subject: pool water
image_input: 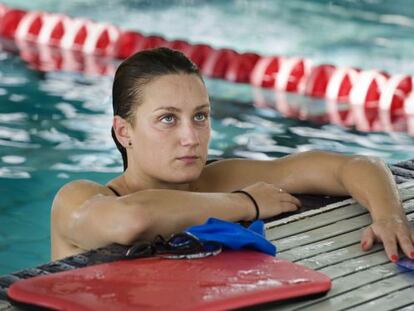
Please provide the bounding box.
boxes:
[1,0,414,274]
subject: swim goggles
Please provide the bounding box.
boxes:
[125,232,222,260]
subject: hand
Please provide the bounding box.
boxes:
[360,215,414,262]
[238,182,301,220]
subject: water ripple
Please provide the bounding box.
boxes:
[379,14,414,27]
[0,126,30,142]
[0,113,27,123]
[0,76,28,87]
[52,153,121,173]
[39,73,112,113]
[9,94,26,102]
[0,139,40,149]
[0,167,31,179]
[222,118,256,129]
[37,128,76,144]
[1,155,26,164]
[55,103,78,119]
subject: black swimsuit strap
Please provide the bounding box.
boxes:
[106,159,221,198]
[107,185,121,197]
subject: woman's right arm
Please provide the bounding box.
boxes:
[51,180,300,256]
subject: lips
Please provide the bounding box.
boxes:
[177,155,199,164]
[178,156,198,159]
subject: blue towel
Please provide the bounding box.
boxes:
[186,218,276,256]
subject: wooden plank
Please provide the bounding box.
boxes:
[399,304,414,311]
[279,218,413,263]
[399,186,414,201]
[297,207,413,271]
[265,183,414,232]
[326,263,402,297]
[268,193,414,310]
[300,273,413,311]
[277,229,361,262]
[0,301,11,311]
[267,192,414,241]
[298,244,385,271]
[265,198,355,230]
[266,203,366,240]
[275,213,371,252]
[403,199,414,212]
[276,209,414,261]
[316,248,388,278]
[0,301,18,311]
[276,262,403,311]
[350,286,414,311]
[398,180,414,191]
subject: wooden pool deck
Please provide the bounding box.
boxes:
[1,161,414,310]
[263,180,414,310]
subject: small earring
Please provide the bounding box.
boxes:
[128,141,132,147]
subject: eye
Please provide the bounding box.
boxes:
[194,112,209,122]
[160,114,176,124]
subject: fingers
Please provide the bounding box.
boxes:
[397,228,414,259]
[280,202,299,212]
[361,226,375,251]
[291,195,302,208]
[279,192,302,208]
[268,185,301,209]
[381,234,399,262]
[363,221,414,262]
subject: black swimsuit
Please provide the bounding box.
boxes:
[108,185,121,197]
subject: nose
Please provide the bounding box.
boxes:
[179,121,200,147]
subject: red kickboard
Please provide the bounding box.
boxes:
[8,251,331,311]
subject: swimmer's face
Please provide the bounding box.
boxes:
[129,73,211,184]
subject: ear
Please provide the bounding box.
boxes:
[113,116,131,148]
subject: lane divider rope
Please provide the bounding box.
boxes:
[0,3,412,119]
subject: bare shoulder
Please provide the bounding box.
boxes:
[52,180,113,212]
[51,180,115,234]
[50,179,117,259]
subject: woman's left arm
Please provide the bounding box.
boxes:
[201,151,414,261]
[334,154,414,262]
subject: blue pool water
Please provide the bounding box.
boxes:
[1,0,414,274]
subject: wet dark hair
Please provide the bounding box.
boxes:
[111,47,204,171]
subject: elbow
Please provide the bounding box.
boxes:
[338,155,389,188]
[341,154,383,169]
[113,200,151,246]
[347,155,386,170]
[115,225,146,246]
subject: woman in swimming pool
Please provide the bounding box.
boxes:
[51,47,414,262]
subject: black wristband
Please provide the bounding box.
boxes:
[232,190,260,221]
